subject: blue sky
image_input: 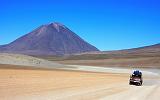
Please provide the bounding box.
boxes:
[0,0,160,51]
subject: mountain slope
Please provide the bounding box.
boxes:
[38,43,160,68]
[0,22,99,55]
[52,43,160,60]
[0,53,67,69]
[98,43,160,58]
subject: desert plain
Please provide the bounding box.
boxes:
[0,64,160,100]
[0,53,160,100]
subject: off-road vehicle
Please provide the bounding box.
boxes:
[129,70,143,86]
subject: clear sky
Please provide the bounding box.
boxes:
[0,0,160,51]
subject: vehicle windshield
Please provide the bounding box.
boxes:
[132,74,141,78]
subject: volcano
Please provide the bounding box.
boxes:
[0,22,99,55]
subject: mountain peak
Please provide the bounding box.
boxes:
[0,22,99,55]
[47,22,66,32]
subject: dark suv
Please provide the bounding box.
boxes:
[129,70,143,86]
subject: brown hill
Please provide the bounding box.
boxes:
[38,43,160,68]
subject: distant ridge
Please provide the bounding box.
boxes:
[104,43,160,54]
[0,22,99,55]
[54,43,160,60]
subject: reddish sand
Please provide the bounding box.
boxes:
[0,64,159,100]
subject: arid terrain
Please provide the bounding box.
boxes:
[0,53,160,100]
[0,64,160,100]
[55,57,160,68]
[37,43,160,68]
[38,56,160,68]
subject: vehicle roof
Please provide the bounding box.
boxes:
[133,70,142,75]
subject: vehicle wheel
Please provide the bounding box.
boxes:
[141,81,143,85]
[137,83,141,86]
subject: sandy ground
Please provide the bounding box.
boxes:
[55,57,160,68]
[0,53,66,69]
[0,64,160,100]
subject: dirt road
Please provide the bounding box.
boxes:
[0,64,160,100]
